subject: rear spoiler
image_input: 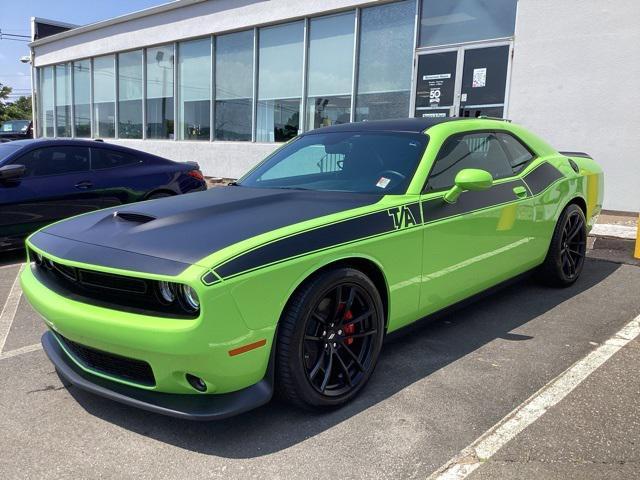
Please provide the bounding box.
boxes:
[559,151,592,159]
[185,161,201,170]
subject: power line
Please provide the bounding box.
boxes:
[0,29,31,42]
[0,37,30,42]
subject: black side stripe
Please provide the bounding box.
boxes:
[211,163,565,281]
[522,162,564,196]
[214,203,421,280]
[422,179,526,223]
[201,271,221,286]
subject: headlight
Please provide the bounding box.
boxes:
[179,284,200,312]
[157,281,176,304]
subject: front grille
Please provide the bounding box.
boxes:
[57,333,155,386]
[29,248,196,319]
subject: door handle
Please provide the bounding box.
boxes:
[74,181,93,190]
[513,186,527,198]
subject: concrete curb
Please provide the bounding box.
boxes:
[590,224,637,240]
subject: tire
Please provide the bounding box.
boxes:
[537,203,587,287]
[146,192,173,200]
[276,267,385,410]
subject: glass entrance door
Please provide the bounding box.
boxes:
[414,43,511,119]
[414,50,458,119]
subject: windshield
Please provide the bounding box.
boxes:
[0,121,29,133]
[239,131,428,194]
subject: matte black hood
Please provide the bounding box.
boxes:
[30,187,382,275]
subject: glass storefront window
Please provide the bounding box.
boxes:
[215,30,253,141]
[147,44,175,139]
[420,0,517,47]
[39,66,55,138]
[118,50,143,139]
[356,0,414,121]
[177,38,211,141]
[72,60,91,137]
[55,63,72,137]
[93,55,115,138]
[306,12,355,131]
[256,22,304,142]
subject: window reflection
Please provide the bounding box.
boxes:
[118,50,143,139]
[306,12,354,131]
[256,22,303,142]
[356,0,414,121]
[420,0,517,47]
[39,66,55,138]
[73,60,91,138]
[215,30,253,141]
[178,38,211,141]
[93,55,115,138]
[55,63,72,137]
[147,44,175,139]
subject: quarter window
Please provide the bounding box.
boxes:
[497,133,534,173]
[13,147,90,177]
[427,132,513,191]
[92,149,141,170]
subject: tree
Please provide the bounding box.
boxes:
[0,82,33,122]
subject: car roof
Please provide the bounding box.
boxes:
[304,117,461,135]
[1,138,177,164]
[10,138,111,148]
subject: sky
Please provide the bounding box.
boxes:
[0,0,167,100]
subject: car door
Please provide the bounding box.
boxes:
[89,147,146,206]
[2,145,103,239]
[418,130,539,316]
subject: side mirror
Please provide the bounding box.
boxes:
[0,164,26,182]
[443,168,493,204]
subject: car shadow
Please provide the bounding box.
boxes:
[0,249,25,268]
[66,258,620,458]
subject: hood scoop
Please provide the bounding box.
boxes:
[113,211,157,224]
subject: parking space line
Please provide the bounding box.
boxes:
[0,263,24,270]
[0,343,42,360]
[427,313,640,480]
[0,265,24,354]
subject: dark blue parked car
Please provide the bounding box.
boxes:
[0,139,207,251]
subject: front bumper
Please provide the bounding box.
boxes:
[42,331,273,421]
[21,257,274,394]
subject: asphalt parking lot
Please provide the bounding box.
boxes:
[1,248,639,479]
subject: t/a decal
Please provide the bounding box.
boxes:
[387,205,418,230]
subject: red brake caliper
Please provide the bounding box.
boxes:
[343,310,355,345]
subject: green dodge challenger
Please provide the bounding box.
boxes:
[21,118,603,419]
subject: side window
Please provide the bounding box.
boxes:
[427,132,513,192]
[12,147,90,177]
[92,148,141,170]
[497,133,534,173]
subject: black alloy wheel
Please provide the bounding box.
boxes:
[537,203,587,287]
[559,209,586,280]
[302,283,378,396]
[276,267,384,409]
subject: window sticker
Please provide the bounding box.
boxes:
[376,177,391,189]
[423,73,451,81]
[472,68,487,88]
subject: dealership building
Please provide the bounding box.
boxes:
[28,0,639,211]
